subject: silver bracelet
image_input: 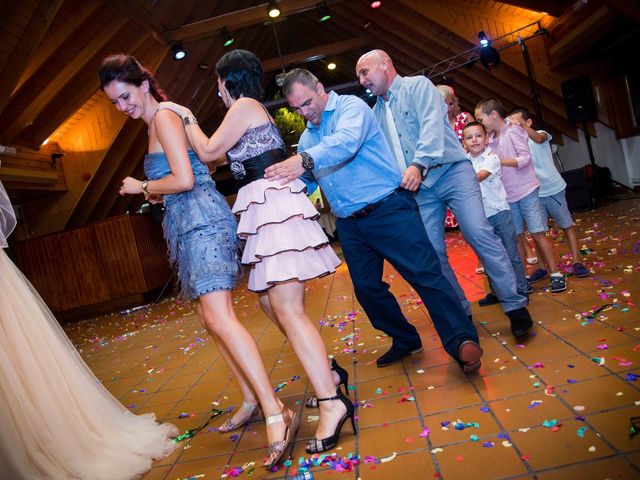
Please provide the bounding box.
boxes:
[183,116,198,126]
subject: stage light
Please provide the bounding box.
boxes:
[317,3,331,22]
[477,31,489,47]
[370,1,382,8]
[267,2,280,18]
[327,62,336,70]
[171,43,187,60]
[221,27,234,47]
[479,45,500,69]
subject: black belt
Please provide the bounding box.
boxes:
[229,148,288,188]
[349,189,399,218]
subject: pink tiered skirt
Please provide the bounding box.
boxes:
[232,178,341,292]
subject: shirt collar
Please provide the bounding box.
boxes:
[376,74,403,106]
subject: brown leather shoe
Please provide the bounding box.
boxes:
[458,340,483,374]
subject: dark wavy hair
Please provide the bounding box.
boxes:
[215,49,263,100]
[99,54,168,102]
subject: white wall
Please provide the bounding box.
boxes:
[556,122,640,187]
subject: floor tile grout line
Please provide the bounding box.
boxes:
[477,319,635,474]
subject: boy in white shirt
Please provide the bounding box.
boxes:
[462,122,531,324]
[509,108,589,279]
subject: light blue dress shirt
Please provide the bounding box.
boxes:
[372,75,470,188]
[528,131,567,197]
[298,91,402,218]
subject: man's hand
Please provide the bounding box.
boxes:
[264,154,305,184]
[400,165,423,192]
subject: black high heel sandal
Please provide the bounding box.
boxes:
[305,358,349,408]
[305,387,356,454]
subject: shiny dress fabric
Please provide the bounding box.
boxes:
[144,150,239,298]
[228,122,341,292]
[0,250,178,479]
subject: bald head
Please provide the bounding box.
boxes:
[356,49,397,98]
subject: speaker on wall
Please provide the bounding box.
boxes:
[561,76,598,123]
[560,167,592,212]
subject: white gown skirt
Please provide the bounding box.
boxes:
[0,250,178,479]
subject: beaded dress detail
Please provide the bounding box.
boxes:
[228,122,341,292]
[144,150,238,298]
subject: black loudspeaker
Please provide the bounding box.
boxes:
[561,76,598,123]
[560,167,592,212]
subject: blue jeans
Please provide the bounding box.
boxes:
[509,187,547,235]
[487,209,529,297]
[415,160,528,314]
[336,189,478,361]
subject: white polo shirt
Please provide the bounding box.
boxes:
[468,148,510,218]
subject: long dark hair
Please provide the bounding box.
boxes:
[99,54,168,102]
[215,49,263,100]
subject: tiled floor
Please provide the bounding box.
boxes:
[64,199,640,480]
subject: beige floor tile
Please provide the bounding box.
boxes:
[535,457,640,480]
[434,439,528,480]
[511,419,616,470]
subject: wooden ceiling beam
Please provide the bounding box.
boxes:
[0,0,65,114]
[1,15,130,145]
[493,0,568,17]
[262,35,374,72]
[167,0,348,43]
[9,1,105,101]
[26,31,157,149]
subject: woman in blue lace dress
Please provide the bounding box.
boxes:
[159,50,353,458]
[99,54,292,468]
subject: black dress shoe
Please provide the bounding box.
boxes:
[458,340,483,373]
[376,342,423,367]
[478,293,500,307]
[506,307,533,337]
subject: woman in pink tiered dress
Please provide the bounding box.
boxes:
[160,50,349,460]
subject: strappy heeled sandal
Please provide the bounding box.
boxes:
[305,358,349,408]
[263,408,300,469]
[305,387,356,454]
[218,401,263,433]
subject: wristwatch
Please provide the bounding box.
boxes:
[141,180,149,194]
[300,151,315,171]
[409,162,427,179]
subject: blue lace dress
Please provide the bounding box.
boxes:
[228,122,341,292]
[144,150,238,298]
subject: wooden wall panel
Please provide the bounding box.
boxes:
[93,215,147,297]
[14,235,63,311]
[14,214,171,314]
[129,215,172,291]
[53,227,111,310]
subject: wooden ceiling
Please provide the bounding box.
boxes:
[1,0,637,237]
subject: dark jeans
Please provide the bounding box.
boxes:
[336,189,479,360]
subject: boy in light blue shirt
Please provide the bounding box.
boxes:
[509,108,589,278]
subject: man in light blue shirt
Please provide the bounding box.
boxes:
[356,50,533,338]
[265,68,482,372]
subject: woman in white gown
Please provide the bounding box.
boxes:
[0,176,178,479]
